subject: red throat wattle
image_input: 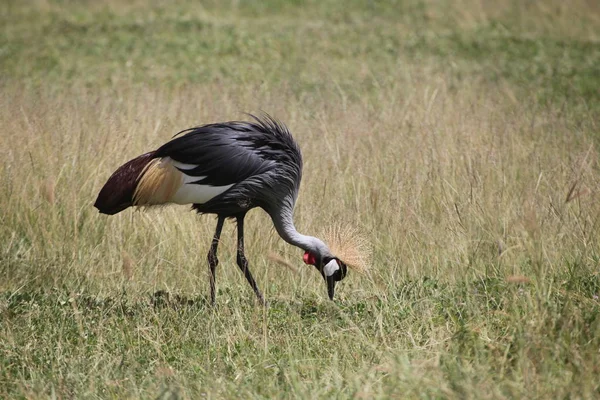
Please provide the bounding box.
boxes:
[303,251,316,265]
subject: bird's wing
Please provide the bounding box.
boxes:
[154,124,274,187]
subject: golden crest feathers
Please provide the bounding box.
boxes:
[322,224,372,273]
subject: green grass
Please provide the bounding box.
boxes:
[3,1,599,102]
[2,0,600,398]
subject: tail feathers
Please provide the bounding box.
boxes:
[94,152,156,215]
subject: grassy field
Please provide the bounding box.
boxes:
[2,0,600,398]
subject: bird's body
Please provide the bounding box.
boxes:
[96,117,302,217]
[95,114,347,303]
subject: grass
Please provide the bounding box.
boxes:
[1,0,600,398]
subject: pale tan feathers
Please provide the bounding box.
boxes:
[133,158,183,206]
[322,224,372,273]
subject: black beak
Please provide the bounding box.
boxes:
[326,275,336,300]
[315,257,347,300]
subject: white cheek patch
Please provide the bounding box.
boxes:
[323,259,340,277]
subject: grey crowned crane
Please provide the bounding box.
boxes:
[94,114,362,305]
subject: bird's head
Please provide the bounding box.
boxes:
[300,225,371,300]
[303,251,348,300]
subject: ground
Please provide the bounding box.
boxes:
[1,0,600,398]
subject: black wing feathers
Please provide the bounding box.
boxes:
[155,114,300,187]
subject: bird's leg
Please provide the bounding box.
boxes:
[208,216,225,306]
[236,214,266,306]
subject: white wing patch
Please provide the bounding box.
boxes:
[171,160,199,171]
[171,176,233,205]
[169,158,233,204]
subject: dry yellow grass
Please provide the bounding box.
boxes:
[1,78,597,296]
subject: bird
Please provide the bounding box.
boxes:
[94,113,351,305]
